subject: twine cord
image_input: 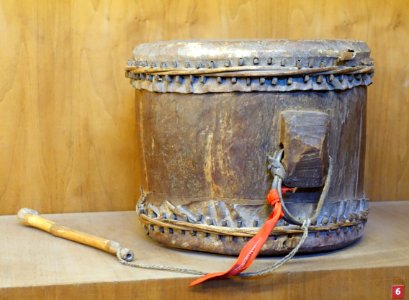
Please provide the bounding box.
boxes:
[116,249,206,276]
[117,149,328,282]
[116,218,310,278]
[240,218,310,277]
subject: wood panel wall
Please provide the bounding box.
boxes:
[0,0,408,214]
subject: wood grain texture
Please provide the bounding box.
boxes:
[136,88,369,255]
[0,0,408,214]
[0,201,408,299]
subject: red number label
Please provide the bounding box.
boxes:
[392,285,405,299]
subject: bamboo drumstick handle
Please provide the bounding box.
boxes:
[17,208,134,262]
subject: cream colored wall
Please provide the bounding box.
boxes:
[0,0,408,214]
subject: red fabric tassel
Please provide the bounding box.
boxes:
[190,188,285,286]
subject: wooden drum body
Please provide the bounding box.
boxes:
[126,40,374,255]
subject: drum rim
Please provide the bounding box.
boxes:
[131,39,370,58]
[126,39,374,93]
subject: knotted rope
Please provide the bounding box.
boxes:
[117,149,318,287]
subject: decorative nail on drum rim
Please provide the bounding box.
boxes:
[126,40,374,255]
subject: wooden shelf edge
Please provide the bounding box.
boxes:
[1,265,408,300]
[1,201,408,299]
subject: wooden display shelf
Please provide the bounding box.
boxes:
[1,201,408,299]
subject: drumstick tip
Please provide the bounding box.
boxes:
[17,208,39,224]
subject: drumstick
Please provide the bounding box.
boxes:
[17,208,134,262]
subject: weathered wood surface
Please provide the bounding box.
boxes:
[1,201,408,299]
[140,89,366,203]
[0,0,408,215]
[136,86,368,254]
[280,110,330,188]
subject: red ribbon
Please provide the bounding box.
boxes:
[190,188,287,286]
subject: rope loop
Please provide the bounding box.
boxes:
[269,149,332,226]
[118,148,326,286]
[267,149,286,180]
[116,218,311,279]
[240,218,311,277]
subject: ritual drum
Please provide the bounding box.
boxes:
[125,40,374,255]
